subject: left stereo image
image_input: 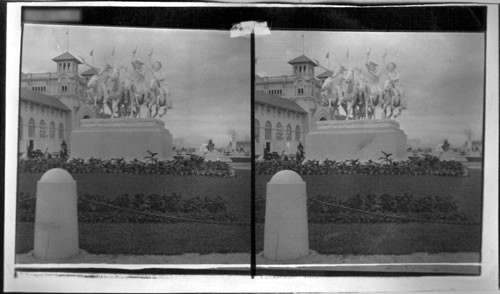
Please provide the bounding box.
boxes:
[14,23,252,267]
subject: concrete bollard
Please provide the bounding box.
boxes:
[264,170,309,260]
[34,168,79,260]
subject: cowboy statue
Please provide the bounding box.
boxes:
[381,49,407,118]
[82,58,114,115]
[320,65,349,119]
[149,60,172,118]
[82,46,174,119]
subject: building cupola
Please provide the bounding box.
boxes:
[52,52,82,74]
[288,54,318,77]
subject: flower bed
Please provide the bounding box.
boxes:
[17,192,237,223]
[256,154,468,177]
[18,155,234,177]
[255,193,470,224]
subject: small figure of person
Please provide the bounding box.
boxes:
[60,140,68,160]
[296,142,305,163]
[27,143,33,159]
[280,150,287,161]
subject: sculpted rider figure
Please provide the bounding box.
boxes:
[149,61,171,117]
[382,50,407,111]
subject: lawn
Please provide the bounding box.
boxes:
[256,169,483,255]
[17,170,251,220]
[16,222,251,255]
[256,223,480,257]
[16,170,251,255]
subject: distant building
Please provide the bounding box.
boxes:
[255,91,308,156]
[255,54,335,156]
[19,52,96,157]
[18,88,72,156]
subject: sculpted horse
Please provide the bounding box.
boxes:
[86,65,112,116]
[150,82,171,118]
[339,69,368,120]
[349,68,372,120]
[382,84,405,119]
[320,76,343,120]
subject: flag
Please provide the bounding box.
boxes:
[346,48,349,59]
[148,48,153,57]
[254,57,259,64]
[111,46,115,56]
[89,49,94,57]
[132,46,137,57]
[325,52,329,59]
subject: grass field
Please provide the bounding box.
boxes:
[256,223,480,257]
[15,170,251,255]
[17,170,251,220]
[15,169,483,256]
[256,169,483,255]
[16,222,251,255]
[256,169,483,223]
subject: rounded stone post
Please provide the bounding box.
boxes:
[264,170,309,260]
[34,168,79,259]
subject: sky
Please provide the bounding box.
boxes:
[256,31,485,147]
[22,24,251,148]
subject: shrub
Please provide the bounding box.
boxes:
[255,153,468,177]
[255,193,470,224]
[16,192,236,224]
[18,156,235,177]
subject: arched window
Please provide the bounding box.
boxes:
[49,121,55,138]
[276,122,283,140]
[286,124,292,141]
[58,123,64,139]
[319,117,327,121]
[28,118,35,137]
[264,121,272,140]
[255,119,260,143]
[39,120,46,138]
[295,125,301,142]
[19,117,23,139]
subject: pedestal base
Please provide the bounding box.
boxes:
[305,119,408,161]
[70,118,172,160]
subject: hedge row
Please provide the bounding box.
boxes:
[255,193,470,224]
[256,154,468,177]
[18,155,235,177]
[17,192,237,223]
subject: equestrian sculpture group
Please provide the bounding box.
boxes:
[320,49,407,120]
[83,51,172,119]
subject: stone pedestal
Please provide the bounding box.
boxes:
[34,168,79,260]
[305,119,408,161]
[264,170,309,260]
[70,118,172,160]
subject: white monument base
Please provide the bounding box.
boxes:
[70,118,172,161]
[305,119,408,162]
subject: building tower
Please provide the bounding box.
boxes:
[53,52,82,75]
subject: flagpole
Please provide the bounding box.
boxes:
[301,34,304,54]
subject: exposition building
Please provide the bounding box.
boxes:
[254,54,334,156]
[19,52,95,157]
